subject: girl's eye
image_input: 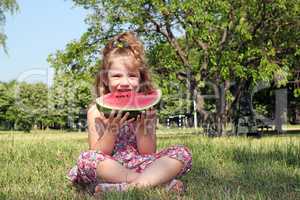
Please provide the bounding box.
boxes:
[129,74,138,78]
[111,74,122,78]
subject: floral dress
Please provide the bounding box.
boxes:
[68,122,192,187]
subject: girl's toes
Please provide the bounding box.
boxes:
[94,185,102,193]
[93,185,102,197]
[165,179,186,194]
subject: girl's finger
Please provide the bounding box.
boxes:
[149,109,156,118]
[95,117,104,127]
[120,112,129,124]
[126,118,135,124]
[145,108,154,119]
[145,109,150,118]
[99,111,106,119]
[108,110,116,122]
[116,110,123,121]
[140,111,145,122]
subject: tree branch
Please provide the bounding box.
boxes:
[219,28,228,46]
[141,5,190,67]
[252,1,266,37]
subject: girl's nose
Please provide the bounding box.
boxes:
[119,77,130,88]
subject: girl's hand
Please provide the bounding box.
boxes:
[134,108,157,136]
[96,110,135,136]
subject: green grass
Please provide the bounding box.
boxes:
[1,130,300,199]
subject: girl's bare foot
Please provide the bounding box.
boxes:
[94,182,128,195]
[94,184,102,193]
[93,185,102,198]
[165,179,185,194]
[93,180,185,196]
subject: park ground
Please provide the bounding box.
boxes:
[0,127,300,200]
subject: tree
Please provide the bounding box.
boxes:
[0,81,52,132]
[0,0,19,51]
[0,81,15,129]
[49,0,300,134]
[47,69,93,129]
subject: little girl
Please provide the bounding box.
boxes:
[68,32,192,195]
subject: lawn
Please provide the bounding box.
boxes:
[0,129,300,200]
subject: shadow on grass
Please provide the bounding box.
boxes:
[261,130,300,137]
[226,146,300,199]
[183,139,300,200]
[231,144,300,168]
[188,161,300,199]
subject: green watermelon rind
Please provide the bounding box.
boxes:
[95,89,161,118]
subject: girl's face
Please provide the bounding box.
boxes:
[107,55,140,93]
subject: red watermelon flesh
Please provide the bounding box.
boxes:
[96,89,161,112]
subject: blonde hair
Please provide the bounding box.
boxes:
[94,32,154,98]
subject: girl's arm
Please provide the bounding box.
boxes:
[134,109,157,155]
[87,104,117,155]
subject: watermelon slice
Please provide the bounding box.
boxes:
[96,89,161,118]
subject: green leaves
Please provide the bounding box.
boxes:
[294,88,300,98]
[44,0,300,128]
[0,81,50,131]
[0,0,19,51]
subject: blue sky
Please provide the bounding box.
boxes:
[0,0,88,84]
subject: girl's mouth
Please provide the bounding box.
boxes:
[117,89,133,92]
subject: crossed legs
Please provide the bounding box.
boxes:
[96,159,139,183]
[96,156,184,189]
[127,156,183,188]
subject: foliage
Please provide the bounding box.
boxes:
[0,0,19,51]
[0,81,51,132]
[48,70,93,129]
[46,0,299,135]
[1,0,295,132]
[0,81,15,126]
[0,77,94,131]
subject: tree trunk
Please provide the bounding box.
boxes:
[274,89,287,134]
[216,81,229,136]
